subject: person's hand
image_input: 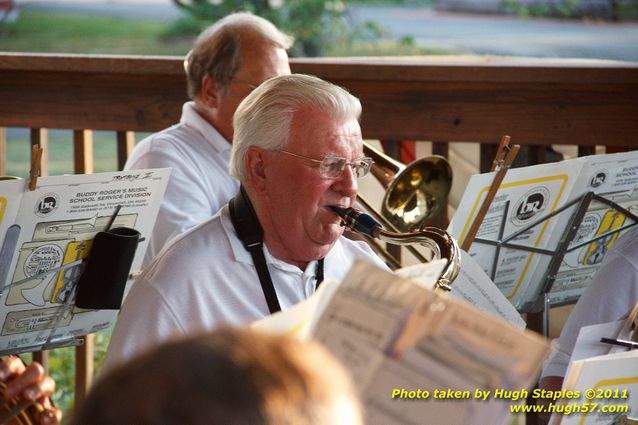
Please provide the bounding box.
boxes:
[0,356,62,425]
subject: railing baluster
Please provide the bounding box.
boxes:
[32,351,49,375]
[72,129,95,409]
[30,128,48,177]
[0,127,6,176]
[28,128,50,372]
[480,143,498,173]
[431,141,450,228]
[75,334,94,406]
[379,140,403,263]
[432,141,449,159]
[74,129,94,174]
[116,131,135,171]
[578,146,596,157]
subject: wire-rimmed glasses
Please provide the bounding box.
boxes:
[278,150,374,179]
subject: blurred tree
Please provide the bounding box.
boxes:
[502,0,638,20]
[169,0,354,56]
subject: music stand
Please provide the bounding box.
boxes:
[470,191,638,336]
[0,205,140,355]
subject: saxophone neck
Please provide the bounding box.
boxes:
[330,205,462,289]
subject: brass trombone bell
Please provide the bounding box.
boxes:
[363,142,453,232]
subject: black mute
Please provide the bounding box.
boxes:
[75,227,140,310]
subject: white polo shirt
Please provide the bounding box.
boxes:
[104,205,388,372]
[125,101,240,267]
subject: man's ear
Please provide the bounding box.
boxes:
[200,76,220,108]
[245,147,268,192]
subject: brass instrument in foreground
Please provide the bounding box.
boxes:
[358,142,454,268]
[331,206,461,291]
[0,381,42,425]
[362,142,452,232]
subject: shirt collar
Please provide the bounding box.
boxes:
[181,101,231,154]
[221,205,321,275]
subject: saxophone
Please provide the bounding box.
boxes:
[331,206,461,291]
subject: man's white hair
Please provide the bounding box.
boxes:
[229,74,362,184]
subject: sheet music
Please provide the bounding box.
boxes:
[312,261,426,386]
[569,320,622,364]
[449,150,638,311]
[0,169,170,353]
[451,251,525,328]
[393,259,447,288]
[310,261,551,425]
[546,153,638,305]
[395,254,524,327]
[554,350,638,425]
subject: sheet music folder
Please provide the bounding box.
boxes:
[0,169,170,354]
[449,150,638,314]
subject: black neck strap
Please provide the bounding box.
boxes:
[228,187,323,315]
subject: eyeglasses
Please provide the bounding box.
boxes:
[278,150,374,179]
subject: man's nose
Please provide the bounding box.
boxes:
[333,164,358,197]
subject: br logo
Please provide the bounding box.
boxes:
[512,187,549,225]
[590,170,607,188]
[35,193,59,217]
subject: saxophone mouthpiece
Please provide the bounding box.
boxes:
[329,206,380,238]
[330,206,348,218]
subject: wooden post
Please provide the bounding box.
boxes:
[0,127,6,176]
[578,145,596,157]
[461,136,520,251]
[74,129,94,174]
[380,140,403,263]
[32,351,49,375]
[28,138,49,371]
[431,141,450,229]
[116,130,135,171]
[75,334,94,408]
[73,129,95,408]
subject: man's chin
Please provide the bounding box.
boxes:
[308,233,341,256]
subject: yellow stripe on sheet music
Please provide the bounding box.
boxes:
[458,174,569,300]
[577,376,638,425]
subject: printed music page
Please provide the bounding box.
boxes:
[0,169,170,354]
[312,261,431,387]
[546,152,638,306]
[0,179,24,250]
[0,179,24,290]
[568,301,638,365]
[553,350,638,425]
[311,261,551,425]
[392,259,447,287]
[449,150,638,312]
[395,253,524,327]
[569,320,622,364]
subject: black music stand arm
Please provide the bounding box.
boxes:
[471,191,638,335]
[539,192,594,301]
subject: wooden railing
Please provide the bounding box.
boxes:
[1,52,638,408]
